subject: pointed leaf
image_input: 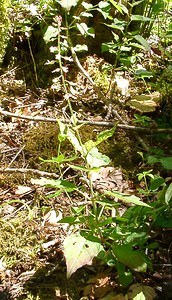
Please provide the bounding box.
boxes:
[105,191,151,207]
[86,147,110,167]
[134,35,151,52]
[165,183,172,205]
[64,233,104,277]
[112,244,150,272]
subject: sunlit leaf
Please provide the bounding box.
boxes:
[134,35,151,51]
[98,1,111,19]
[31,178,77,192]
[165,183,172,204]
[96,127,116,145]
[105,191,151,207]
[43,26,59,43]
[86,147,111,167]
[82,1,93,9]
[76,23,95,37]
[64,233,104,277]
[58,0,79,11]
[131,15,153,22]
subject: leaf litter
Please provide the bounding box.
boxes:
[0,55,172,299]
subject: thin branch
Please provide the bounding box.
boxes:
[1,109,172,133]
[0,167,59,178]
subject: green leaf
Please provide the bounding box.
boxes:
[98,1,111,19]
[160,157,172,170]
[58,216,78,224]
[117,263,133,287]
[66,127,83,154]
[105,191,151,207]
[95,127,116,145]
[69,164,100,172]
[43,26,59,43]
[149,177,165,191]
[147,155,159,164]
[31,178,77,192]
[86,147,110,167]
[165,183,172,205]
[40,155,78,164]
[109,0,128,14]
[131,15,153,22]
[76,23,95,37]
[134,35,151,52]
[63,233,104,277]
[112,244,150,272]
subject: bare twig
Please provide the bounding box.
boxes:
[1,109,172,133]
[0,167,59,178]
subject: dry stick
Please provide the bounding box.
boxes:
[1,109,172,133]
[0,167,59,178]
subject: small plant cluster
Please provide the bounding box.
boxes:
[32,117,172,288]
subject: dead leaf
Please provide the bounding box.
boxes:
[126,92,161,112]
[90,167,128,193]
[15,185,33,196]
[127,283,157,300]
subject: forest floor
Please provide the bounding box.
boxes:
[0,55,172,300]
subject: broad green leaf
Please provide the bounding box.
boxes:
[131,15,153,22]
[134,35,151,51]
[63,233,104,277]
[98,1,111,19]
[31,178,77,192]
[153,212,172,227]
[149,177,165,191]
[105,191,151,207]
[135,69,153,78]
[86,147,110,167]
[117,263,133,287]
[147,155,159,164]
[160,157,172,170]
[165,183,172,205]
[43,26,59,43]
[112,244,150,272]
[58,216,78,224]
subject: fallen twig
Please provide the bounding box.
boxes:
[0,167,59,178]
[1,109,172,133]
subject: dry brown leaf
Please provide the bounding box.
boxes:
[126,92,161,112]
[127,283,157,300]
